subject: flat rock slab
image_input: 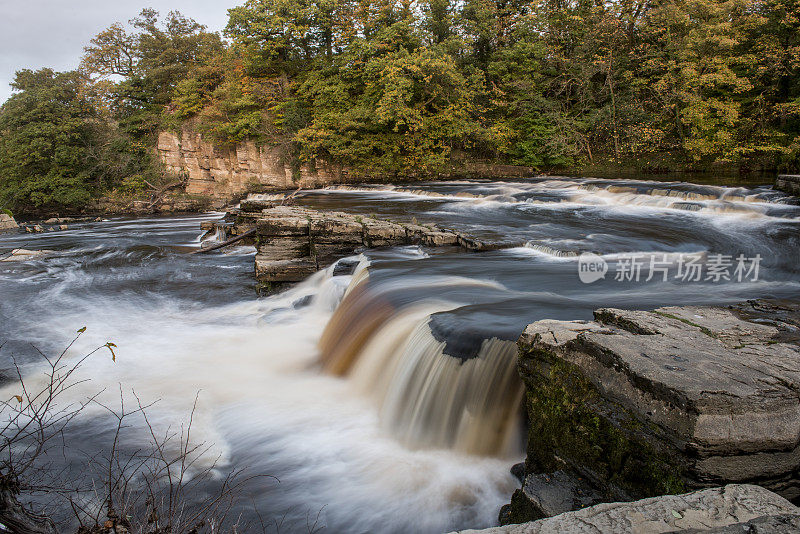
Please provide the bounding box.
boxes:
[0,249,53,262]
[454,485,800,534]
[250,205,502,291]
[516,300,800,511]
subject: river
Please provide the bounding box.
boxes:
[1,177,799,533]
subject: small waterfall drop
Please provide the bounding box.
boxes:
[318,272,524,457]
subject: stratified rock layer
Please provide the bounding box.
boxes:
[250,205,497,291]
[507,300,800,523]
[456,485,800,534]
[157,129,534,200]
[157,130,345,198]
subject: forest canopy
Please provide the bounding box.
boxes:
[1,0,799,213]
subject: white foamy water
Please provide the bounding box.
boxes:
[322,178,800,219]
[0,243,517,533]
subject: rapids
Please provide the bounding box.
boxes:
[1,177,799,533]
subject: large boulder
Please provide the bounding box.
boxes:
[455,485,800,534]
[0,213,18,232]
[506,300,800,523]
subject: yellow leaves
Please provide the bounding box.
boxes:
[105,342,118,362]
[14,395,23,403]
[77,326,87,333]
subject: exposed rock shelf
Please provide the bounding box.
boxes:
[456,485,800,533]
[505,299,800,524]
[240,204,507,292]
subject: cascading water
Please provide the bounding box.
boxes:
[319,273,524,457]
[201,225,228,244]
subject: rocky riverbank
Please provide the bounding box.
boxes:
[776,175,800,196]
[456,485,800,533]
[502,299,800,526]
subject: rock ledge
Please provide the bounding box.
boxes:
[506,300,800,524]
[248,205,503,291]
[456,485,800,534]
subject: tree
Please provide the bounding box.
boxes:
[82,10,224,140]
[296,19,481,176]
[0,69,96,214]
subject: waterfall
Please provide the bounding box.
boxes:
[318,272,524,457]
[201,225,227,245]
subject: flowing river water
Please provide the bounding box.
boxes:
[1,177,799,533]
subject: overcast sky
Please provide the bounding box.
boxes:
[0,0,239,103]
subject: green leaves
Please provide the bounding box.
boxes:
[295,20,480,176]
[0,69,97,214]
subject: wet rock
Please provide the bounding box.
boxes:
[776,174,800,196]
[251,206,501,286]
[690,513,800,533]
[292,295,313,308]
[1,249,54,262]
[0,213,18,232]
[454,485,800,534]
[510,463,526,484]
[511,471,604,523]
[508,299,800,523]
[332,258,361,276]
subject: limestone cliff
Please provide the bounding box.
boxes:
[157,129,535,200]
[157,130,346,198]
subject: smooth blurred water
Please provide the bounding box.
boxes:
[0,177,798,533]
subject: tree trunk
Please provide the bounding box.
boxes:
[0,483,58,534]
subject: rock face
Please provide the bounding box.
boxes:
[247,204,499,292]
[505,299,800,524]
[776,175,800,196]
[157,130,345,198]
[157,129,536,200]
[0,213,18,232]
[455,485,800,534]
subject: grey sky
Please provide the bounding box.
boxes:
[0,0,238,103]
